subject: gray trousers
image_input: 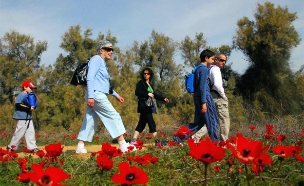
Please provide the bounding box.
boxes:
[8,120,38,150]
[192,92,230,142]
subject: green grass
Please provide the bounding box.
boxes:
[1,126,304,185]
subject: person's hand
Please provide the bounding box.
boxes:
[88,98,94,108]
[30,106,35,111]
[148,93,154,98]
[164,98,169,103]
[201,103,207,113]
[116,96,124,103]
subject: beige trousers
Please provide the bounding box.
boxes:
[192,92,230,142]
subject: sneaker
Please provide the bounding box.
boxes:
[130,140,137,145]
[155,139,162,147]
[7,146,14,152]
[76,147,87,154]
[30,148,41,153]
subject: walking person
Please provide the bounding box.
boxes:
[131,67,169,147]
[7,80,40,152]
[191,49,219,142]
[192,53,230,142]
[76,40,136,154]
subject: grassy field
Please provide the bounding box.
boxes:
[0,124,304,186]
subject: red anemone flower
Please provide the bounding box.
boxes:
[253,154,272,166]
[248,125,256,131]
[149,156,159,164]
[265,124,274,132]
[145,134,152,140]
[96,154,113,171]
[167,140,176,146]
[174,126,194,140]
[288,145,302,156]
[214,165,221,172]
[276,134,287,142]
[0,148,9,156]
[133,139,144,150]
[251,164,263,175]
[16,172,32,183]
[101,143,122,158]
[295,155,304,162]
[22,148,31,153]
[227,133,264,164]
[178,126,194,135]
[36,150,46,158]
[227,136,237,146]
[272,145,294,158]
[111,162,148,185]
[45,143,63,157]
[18,158,28,172]
[134,154,151,165]
[30,164,70,186]
[188,138,226,164]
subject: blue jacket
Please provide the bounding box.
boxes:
[193,63,210,104]
[13,92,33,120]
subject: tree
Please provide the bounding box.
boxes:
[180,32,207,68]
[0,30,47,103]
[233,2,301,115]
[133,30,183,110]
[50,25,95,86]
[134,30,182,82]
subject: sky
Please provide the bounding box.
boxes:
[0,0,303,74]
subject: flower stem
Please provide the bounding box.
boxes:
[245,164,251,186]
[204,163,208,186]
[226,167,229,185]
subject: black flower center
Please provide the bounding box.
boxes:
[41,175,51,184]
[126,173,135,181]
[243,149,250,156]
[202,153,212,159]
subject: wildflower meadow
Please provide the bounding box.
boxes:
[0,124,303,186]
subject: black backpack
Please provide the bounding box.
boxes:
[70,60,89,86]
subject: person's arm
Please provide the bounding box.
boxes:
[199,67,208,113]
[199,68,207,104]
[135,81,149,98]
[153,90,169,102]
[210,67,227,99]
[15,103,31,112]
[87,56,101,99]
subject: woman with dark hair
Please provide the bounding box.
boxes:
[131,67,169,147]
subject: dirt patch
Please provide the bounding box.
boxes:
[1,143,155,158]
[1,144,112,158]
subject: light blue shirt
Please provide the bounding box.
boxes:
[87,55,119,99]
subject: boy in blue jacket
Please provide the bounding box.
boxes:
[7,80,40,152]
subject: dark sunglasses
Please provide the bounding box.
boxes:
[102,47,114,52]
[219,59,226,62]
[144,73,150,75]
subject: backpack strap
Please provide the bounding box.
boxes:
[192,64,203,73]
